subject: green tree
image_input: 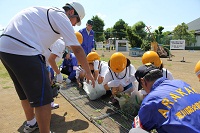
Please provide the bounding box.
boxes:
[186,30,197,46]
[113,19,128,40]
[162,31,173,45]
[92,15,105,42]
[127,21,146,48]
[154,26,164,44]
[141,39,151,51]
[173,23,188,40]
[173,23,197,46]
[126,26,138,47]
[104,28,113,40]
[133,21,147,39]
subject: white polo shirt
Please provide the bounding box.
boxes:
[43,38,65,66]
[0,6,80,55]
[98,61,108,78]
[102,64,138,89]
[162,68,174,80]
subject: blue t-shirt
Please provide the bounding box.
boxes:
[134,77,200,133]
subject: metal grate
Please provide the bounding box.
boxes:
[59,82,134,133]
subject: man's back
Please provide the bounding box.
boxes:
[0,7,79,56]
[139,77,200,133]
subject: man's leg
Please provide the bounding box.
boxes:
[0,53,52,133]
[21,99,34,121]
[21,99,38,133]
[35,104,51,133]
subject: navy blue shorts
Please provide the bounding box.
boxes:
[0,52,53,107]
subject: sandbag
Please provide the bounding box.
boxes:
[83,81,106,100]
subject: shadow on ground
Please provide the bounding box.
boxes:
[50,113,90,132]
[17,113,90,133]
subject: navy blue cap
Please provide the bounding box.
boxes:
[135,63,159,90]
[87,20,93,26]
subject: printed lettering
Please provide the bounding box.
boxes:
[158,109,168,118]
[188,86,198,93]
[161,98,174,108]
[198,102,200,108]
[176,100,200,119]
[175,112,184,119]
[184,87,194,94]
[185,106,194,114]
[170,93,181,102]
[192,104,199,111]
[176,88,188,96]
[180,110,187,116]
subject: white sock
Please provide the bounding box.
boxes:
[51,102,54,106]
[27,117,36,126]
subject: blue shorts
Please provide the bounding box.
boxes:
[0,52,53,107]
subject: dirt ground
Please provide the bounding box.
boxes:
[0,85,102,133]
[0,49,200,133]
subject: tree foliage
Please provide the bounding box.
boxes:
[90,16,197,49]
[92,15,105,42]
[173,23,188,39]
[126,26,138,47]
[113,19,128,40]
[127,21,146,48]
[186,30,197,46]
[132,21,147,39]
[173,23,196,46]
[162,31,173,45]
[154,26,164,44]
[104,28,113,40]
[141,39,151,51]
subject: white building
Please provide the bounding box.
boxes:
[187,17,200,46]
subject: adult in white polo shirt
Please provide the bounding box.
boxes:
[0,2,95,133]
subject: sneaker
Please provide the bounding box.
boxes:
[66,78,71,84]
[51,103,59,109]
[23,122,38,133]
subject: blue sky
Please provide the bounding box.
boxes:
[0,0,199,33]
